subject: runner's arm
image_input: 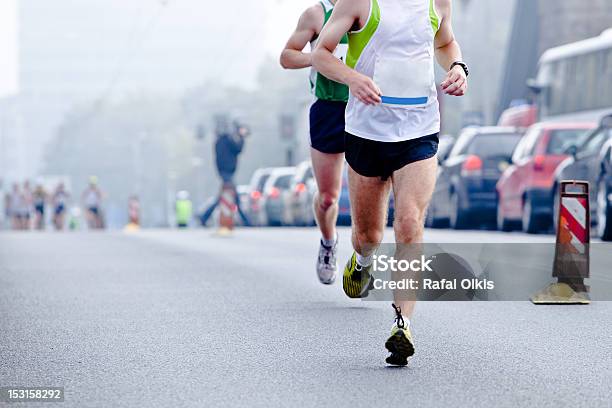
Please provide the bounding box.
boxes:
[280,6,321,69]
[312,0,381,105]
[435,0,467,96]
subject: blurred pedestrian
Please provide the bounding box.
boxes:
[215,121,246,186]
[3,188,11,230]
[52,182,70,231]
[202,122,250,226]
[22,180,33,230]
[81,176,104,230]
[32,182,48,230]
[128,195,141,227]
[175,191,193,229]
[7,183,27,230]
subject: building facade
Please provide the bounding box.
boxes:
[497,0,612,121]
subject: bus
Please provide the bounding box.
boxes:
[530,29,612,123]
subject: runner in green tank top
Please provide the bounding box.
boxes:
[280,0,349,286]
[309,2,349,102]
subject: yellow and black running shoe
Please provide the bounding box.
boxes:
[342,252,373,299]
[385,304,415,366]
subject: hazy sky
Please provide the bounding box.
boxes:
[0,0,316,97]
[0,0,18,98]
[265,0,314,54]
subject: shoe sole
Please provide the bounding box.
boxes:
[385,331,415,366]
[319,274,337,285]
[318,263,338,285]
[342,273,372,299]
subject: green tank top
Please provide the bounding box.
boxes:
[309,0,349,102]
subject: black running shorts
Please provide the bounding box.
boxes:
[345,132,439,180]
[309,99,347,154]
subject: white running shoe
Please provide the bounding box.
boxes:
[317,238,338,285]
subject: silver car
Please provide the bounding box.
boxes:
[247,168,273,226]
[262,167,296,226]
[283,161,316,226]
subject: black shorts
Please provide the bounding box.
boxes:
[55,205,65,216]
[309,99,346,154]
[345,132,439,180]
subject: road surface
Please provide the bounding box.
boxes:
[1,227,610,407]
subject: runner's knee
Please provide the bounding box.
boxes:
[354,228,384,248]
[393,210,425,242]
[317,192,338,211]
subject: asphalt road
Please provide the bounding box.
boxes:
[1,227,611,407]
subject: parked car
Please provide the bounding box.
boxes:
[283,161,315,226]
[429,127,524,229]
[247,168,273,226]
[437,134,456,163]
[425,134,454,227]
[338,166,351,226]
[496,122,596,233]
[262,167,296,226]
[552,114,612,241]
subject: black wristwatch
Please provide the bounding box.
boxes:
[450,61,469,77]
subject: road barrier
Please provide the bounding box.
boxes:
[532,181,591,304]
[217,183,236,236]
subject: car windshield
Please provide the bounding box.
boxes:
[256,174,270,192]
[546,129,592,154]
[467,133,522,157]
[275,175,293,189]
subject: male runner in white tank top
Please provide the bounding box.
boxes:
[313,0,468,365]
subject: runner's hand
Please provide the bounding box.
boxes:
[348,72,382,105]
[441,66,467,96]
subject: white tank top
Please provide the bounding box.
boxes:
[345,0,441,142]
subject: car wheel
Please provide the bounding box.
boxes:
[522,197,540,234]
[597,178,612,241]
[425,206,434,228]
[449,192,469,230]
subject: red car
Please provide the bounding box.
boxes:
[496,122,596,233]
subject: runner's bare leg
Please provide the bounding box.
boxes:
[348,167,392,258]
[311,149,344,241]
[391,156,438,317]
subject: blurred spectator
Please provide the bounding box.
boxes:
[215,122,247,185]
[52,183,70,231]
[8,183,28,230]
[128,195,141,227]
[202,122,250,226]
[81,176,105,230]
[22,180,33,230]
[3,189,10,230]
[33,182,48,230]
